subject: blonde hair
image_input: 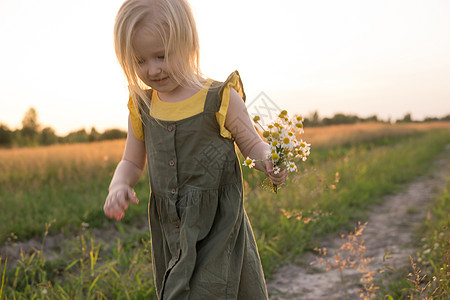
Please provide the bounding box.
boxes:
[114,0,202,111]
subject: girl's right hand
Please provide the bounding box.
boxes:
[104,184,139,221]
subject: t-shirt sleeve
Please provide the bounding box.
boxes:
[216,71,246,139]
[127,97,145,142]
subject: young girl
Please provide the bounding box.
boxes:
[104,0,288,299]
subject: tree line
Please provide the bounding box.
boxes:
[1,107,449,148]
[303,111,450,127]
[0,107,127,148]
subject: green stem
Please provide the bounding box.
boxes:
[273,184,278,194]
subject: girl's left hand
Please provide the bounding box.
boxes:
[263,160,288,185]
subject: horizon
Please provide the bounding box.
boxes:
[1,0,449,135]
[4,106,449,137]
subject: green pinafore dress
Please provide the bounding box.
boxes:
[139,77,268,300]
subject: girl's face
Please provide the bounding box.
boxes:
[133,25,181,98]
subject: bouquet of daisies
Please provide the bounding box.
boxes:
[243,110,311,192]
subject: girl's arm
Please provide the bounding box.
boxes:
[104,115,146,221]
[225,88,288,186]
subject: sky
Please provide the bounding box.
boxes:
[0,0,449,135]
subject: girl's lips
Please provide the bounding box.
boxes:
[152,77,168,84]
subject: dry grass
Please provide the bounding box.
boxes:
[0,139,125,192]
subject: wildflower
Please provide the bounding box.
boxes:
[299,140,311,152]
[253,115,260,122]
[243,157,255,168]
[262,131,270,138]
[282,137,294,150]
[271,153,280,161]
[273,165,281,174]
[286,161,297,172]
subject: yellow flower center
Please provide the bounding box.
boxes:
[271,153,279,160]
[283,137,290,144]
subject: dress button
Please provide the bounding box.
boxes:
[169,159,175,166]
[168,125,173,132]
[174,221,180,228]
[171,188,176,195]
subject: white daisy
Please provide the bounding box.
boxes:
[242,157,255,168]
[273,165,281,174]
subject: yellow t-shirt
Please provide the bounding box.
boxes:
[127,73,244,141]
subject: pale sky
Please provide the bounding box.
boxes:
[0,0,449,135]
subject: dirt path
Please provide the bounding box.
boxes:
[267,148,450,300]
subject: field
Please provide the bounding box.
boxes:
[1,122,450,299]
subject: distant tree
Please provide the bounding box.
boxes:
[304,111,321,127]
[424,116,439,122]
[397,113,412,123]
[89,127,101,142]
[100,129,127,140]
[363,115,378,122]
[441,114,450,121]
[21,107,41,146]
[40,126,58,145]
[64,129,89,143]
[21,107,40,137]
[323,113,359,126]
[310,111,321,126]
[0,123,12,146]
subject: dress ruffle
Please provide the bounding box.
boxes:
[127,97,145,141]
[216,71,246,139]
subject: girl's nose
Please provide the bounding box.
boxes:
[147,60,162,76]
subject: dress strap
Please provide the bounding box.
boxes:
[137,89,153,130]
[202,80,222,113]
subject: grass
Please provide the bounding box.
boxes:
[0,140,150,243]
[0,122,449,298]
